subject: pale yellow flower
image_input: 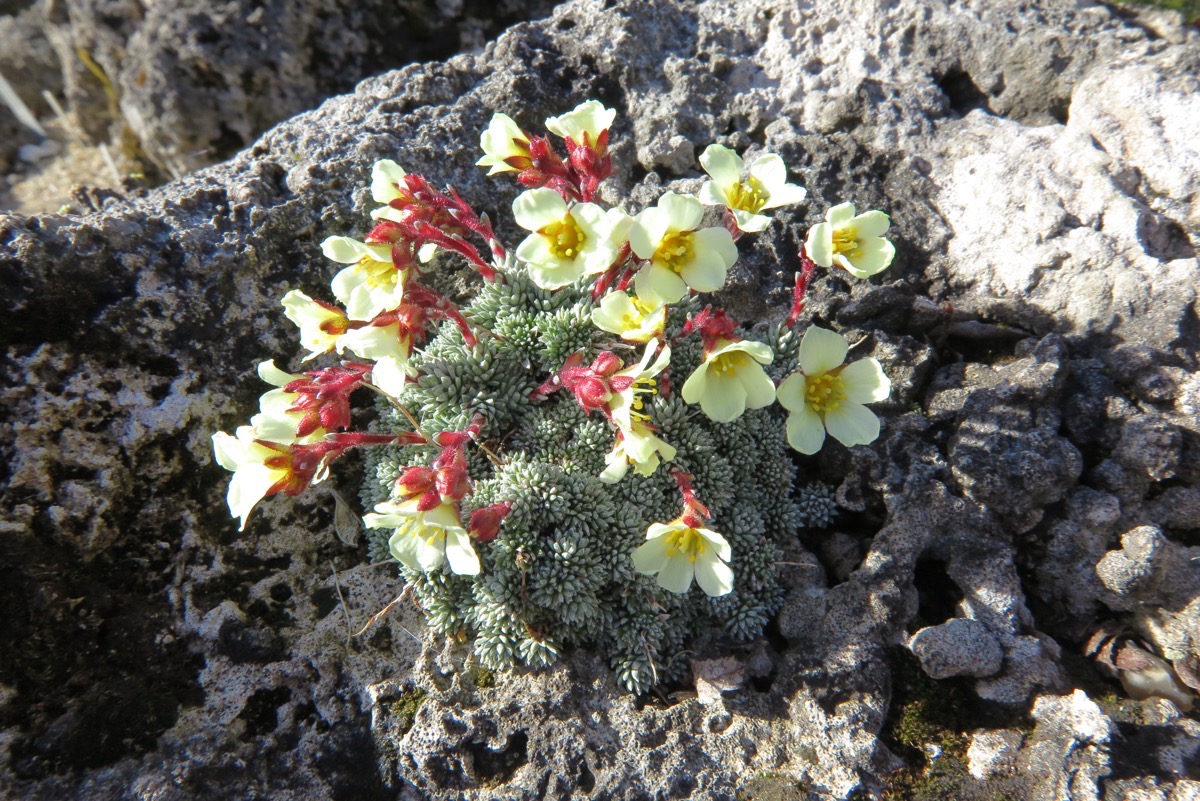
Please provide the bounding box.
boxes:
[698,144,807,233]
[475,113,532,175]
[632,519,733,596]
[805,202,895,278]
[680,339,775,423]
[599,422,677,483]
[513,188,619,289]
[630,192,737,305]
[545,100,616,146]
[590,291,667,343]
[364,498,480,575]
[322,236,405,321]
[776,326,890,454]
[281,289,349,361]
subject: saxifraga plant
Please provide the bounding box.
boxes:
[213,101,895,693]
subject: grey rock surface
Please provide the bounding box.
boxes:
[908,618,1003,679]
[1,0,1199,799]
[17,0,556,179]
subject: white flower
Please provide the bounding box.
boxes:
[630,192,738,305]
[281,289,349,361]
[322,236,406,321]
[776,326,891,455]
[364,498,480,575]
[370,159,409,205]
[606,340,672,430]
[335,321,413,364]
[250,359,309,444]
[476,113,531,175]
[599,422,677,483]
[512,188,618,289]
[805,202,895,279]
[590,291,667,343]
[370,355,413,398]
[211,421,325,532]
[698,144,807,233]
[680,339,775,423]
[631,519,733,596]
[545,100,616,147]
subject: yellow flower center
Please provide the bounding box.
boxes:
[665,526,707,563]
[627,376,658,421]
[728,176,769,214]
[832,226,861,258]
[710,349,750,376]
[655,231,695,274]
[805,371,846,414]
[539,215,587,260]
[361,257,401,289]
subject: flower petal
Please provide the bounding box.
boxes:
[805,223,833,268]
[698,180,728,207]
[785,405,826,455]
[228,463,281,531]
[695,555,734,597]
[827,202,856,227]
[840,358,891,404]
[388,529,424,571]
[700,371,748,423]
[748,153,786,189]
[739,362,777,410]
[444,530,481,575]
[824,401,881,448]
[629,207,668,259]
[697,527,732,562]
[732,209,770,233]
[658,191,705,232]
[634,262,688,306]
[679,363,709,405]
[657,556,695,594]
[851,210,890,238]
[760,182,807,210]
[843,237,896,279]
[798,326,848,376]
[699,144,744,188]
[680,246,730,294]
[371,159,407,204]
[632,535,671,575]
[512,188,568,231]
[775,372,807,413]
[690,226,738,269]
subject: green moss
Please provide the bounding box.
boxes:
[1111,0,1200,22]
[473,665,497,689]
[384,687,428,735]
[879,648,1033,801]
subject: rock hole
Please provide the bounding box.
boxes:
[467,730,528,786]
[1137,211,1196,261]
[937,68,990,116]
[909,557,962,632]
[576,756,596,793]
[237,686,292,740]
[556,17,576,30]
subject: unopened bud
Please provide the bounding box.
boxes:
[575,376,611,409]
[591,351,623,377]
[468,501,512,543]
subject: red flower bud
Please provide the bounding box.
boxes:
[591,351,623,377]
[575,376,611,410]
[468,502,512,543]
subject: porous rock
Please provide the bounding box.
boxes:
[908,618,1003,679]
[37,0,557,177]
[2,0,1199,799]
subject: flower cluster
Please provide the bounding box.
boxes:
[213,101,897,691]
